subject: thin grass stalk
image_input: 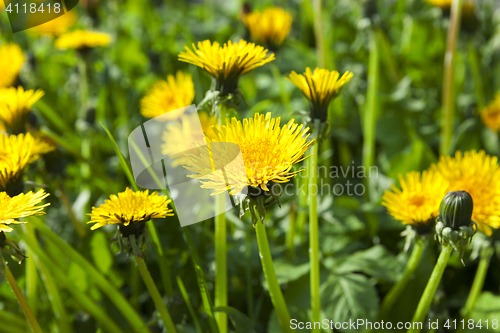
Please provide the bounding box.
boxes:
[215,104,228,333]
[308,141,320,332]
[440,0,464,155]
[177,276,203,333]
[184,228,220,333]
[254,217,293,333]
[245,232,254,320]
[135,256,178,333]
[408,246,453,333]
[313,0,326,68]
[56,182,86,238]
[378,240,426,320]
[29,217,150,333]
[460,248,494,321]
[467,40,485,111]
[25,226,38,317]
[0,310,29,330]
[2,256,43,333]
[78,57,91,222]
[22,231,122,333]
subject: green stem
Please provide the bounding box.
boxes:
[440,0,464,155]
[408,246,453,333]
[2,256,43,333]
[255,216,293,333]
[461,248,493,320]
[215,195,227,333]
[135,256,178,333]
[177,276,203,333]
[467,40,485,111]
[215,102,228,333]
[147,220,174,297]
[312,0,326,68]
[308,142,320,332]
[56,181,86,238]
[29,217,150,333]
[378,240,426,320]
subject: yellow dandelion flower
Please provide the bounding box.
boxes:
[382,170,449,232]
[481,94,500,132]
[55,30,111,49]
[433,150,500,235]
[0,189,50,232]
[161,112,217,166]
[0,133,51,190]
[140,72,195,119]
[424,0,475,14]
[179,40,275,95]
[287,67,353,121]
[87,188,174,231]
[242,7,292,46]
[0,44,24,88]
[0,86,45,134]
[185,112,313,195]
[30,10,77,37]
[31,134,56,160]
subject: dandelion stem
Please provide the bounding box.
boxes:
[2,256,43,333]
[135,256,177,333]
[460,248,493,321]
[255,218,293,333]
[408,246,453,333]
[440,0,464,155]
[308,141,321,333]
[378,240,426,320]
[215,195,227,333]
[312,0,326,68]
[215,104,228,333]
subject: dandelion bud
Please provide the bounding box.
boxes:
[435,191,477,264]
[439,191,474,230]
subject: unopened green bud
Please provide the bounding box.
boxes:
[435,191,477,264]
[439,191,473,230]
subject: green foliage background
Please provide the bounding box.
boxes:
[1,0,500,332]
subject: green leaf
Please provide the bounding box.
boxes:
[324,245,402,283]
[469,292,500,332]
[214,307,258,333]
[321,273,379,331]
[68,262,88,292]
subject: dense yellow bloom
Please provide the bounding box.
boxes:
[382,170,449,230]
[186,113,313,195]
[30,10,77,36]
[140,72,195,119]
[55,30,111,49]
[0,190,50,232]
[242,7,292,46]
[0,87,44,133]
[424,0,474,13]
[87,188,174,230]
[287,67,353,121]
[0,44,24,88]
[179,40,275,95]
[481,95,500,132]
[161,112,217,166]
[433,150,500,235]
[0,133,53,189]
